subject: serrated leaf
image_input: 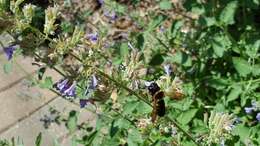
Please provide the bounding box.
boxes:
[219,1,238,25]
[227,85,242,103]
[177,109,198,125]
[232,57,251,76]
[127,129,143,146]
[211,34,231,57]
[122,101,139,115]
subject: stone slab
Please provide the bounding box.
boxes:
[0,97,97,146]
[0,78,57,132]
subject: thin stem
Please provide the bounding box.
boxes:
[13,24,199,146]
[69,52,200,145]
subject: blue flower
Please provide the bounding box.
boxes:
[3,44,16,60]
[104,10,117,21]
[54,79,76,97]
[86,33,98,43]
[163,64,172,76]
[56,79,69,91]
[85,75,98,96]
[256,113,260,122]
[80,99,88,108]
[159,26,166,33]
[89,75,98,90]
[63,81,76,97]
[98,0,104,5]
[245,107,255,114]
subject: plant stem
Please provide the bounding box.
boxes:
[19,24,199,146]
[69,52,200,145]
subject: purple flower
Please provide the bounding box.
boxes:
[163,64,172,76]
[80,99,89,108]
[104,10,117,21]
[54,79,76,97]
[89,75,98,90]
[85,75,98,96]
[256,113,260,122]
[56,79,69,91]
[159,26,166,33]
[3,44,16,60]
[98,0,104,5]
[86,33,98,43]
[63,81,76,97]
[245,107,255,114]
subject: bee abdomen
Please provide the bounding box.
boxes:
[156,99,165,117]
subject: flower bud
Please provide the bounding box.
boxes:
[22,4,36,24]
[44,5,59,35]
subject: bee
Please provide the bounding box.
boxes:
[147,82,166,123]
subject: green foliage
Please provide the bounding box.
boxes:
[219,1,238,25]
[2,0,260,146]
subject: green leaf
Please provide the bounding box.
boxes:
[71,136,77,146]
[136,101,152,115]
[232,57,251,76]
[148,15,167,31]
[169,51,192,67]
[35,132,42,146]
[211,34,231,57]
[110,120,119,138]
[199,17,217,27]
[39,77,53,89]
[226,85,242,103]
[233,124,250,142]
[127,129,143,146]
[149,53,164,65]
[120,43,129,59]
[207,77,230,90]
[252,63,260,76]
[67,110,78,133]
[114,118,131,129]
[159,0,172,10]
[122,101,139,115]
[177,109,198,125]
[3,62,12,74]
[171,20,183,37]
[219,1,238,25]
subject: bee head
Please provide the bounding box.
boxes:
[147,82,160,96]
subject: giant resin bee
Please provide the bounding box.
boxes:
[147,82,166,122]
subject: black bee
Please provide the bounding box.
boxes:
[147,82,166,122]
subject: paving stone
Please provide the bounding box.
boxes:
[0,55,29,90]
[0,78,57,132]
[0,33,14,53]
[0,97,97,146]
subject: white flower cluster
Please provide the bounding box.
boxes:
[44,5,59,35]
[207,112,235,144]
[22,4,36,24]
